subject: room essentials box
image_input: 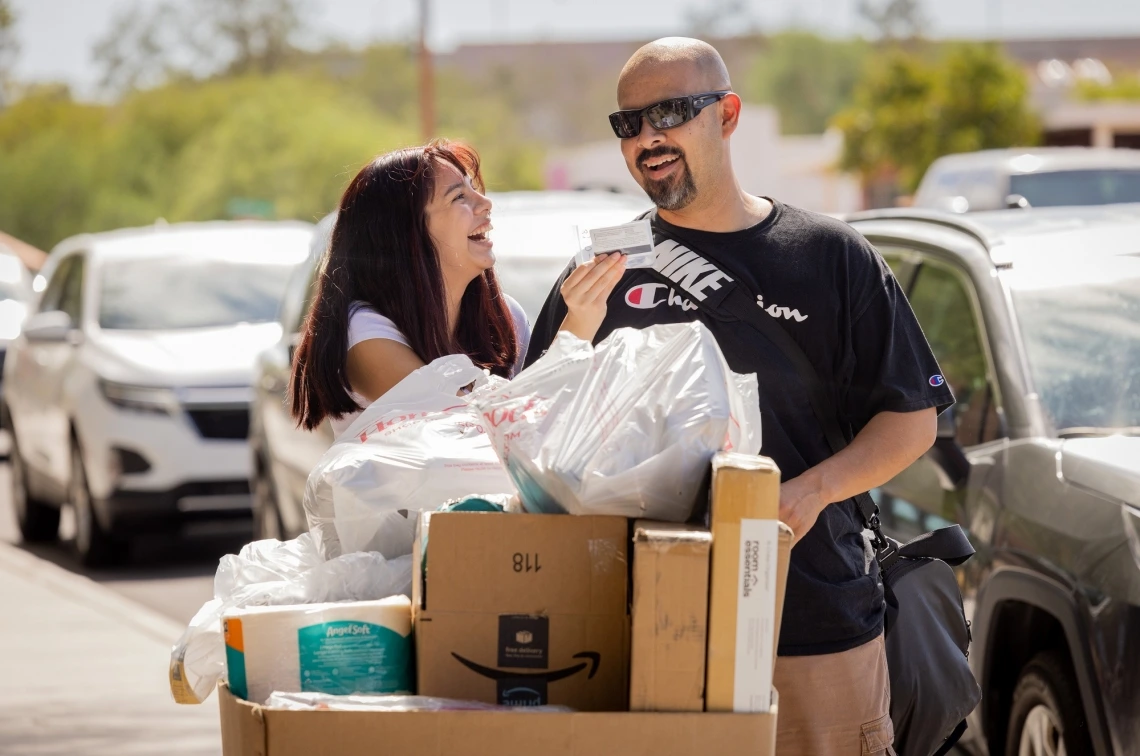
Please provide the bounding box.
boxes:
[705,452,792,713]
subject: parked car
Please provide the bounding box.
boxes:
[847,204,1140,756]
[2,221,314,565]
[913,147,1140,213]
[0,245,33,385]
[249,190,651,540]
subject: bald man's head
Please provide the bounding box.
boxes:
[612,38,741,213]
[617,37,731,109]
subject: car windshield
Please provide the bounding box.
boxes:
[1010,169,1140,208]
[1007,256,1140,433]
[99,257,296,330]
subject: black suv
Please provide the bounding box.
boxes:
[847,206,1140,756]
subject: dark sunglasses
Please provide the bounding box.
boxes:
[608,91,731,139]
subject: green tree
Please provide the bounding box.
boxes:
[0,72,417,249]
[1077,75,1140,101]
[94,0,310,96]
[0,87,109,247]
[858,0,926,41]
[747,33,870,135]
[835,43,1039,192]
[167,74,415,222]
[0,0,17,106]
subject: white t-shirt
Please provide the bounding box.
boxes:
[330,296,531,437]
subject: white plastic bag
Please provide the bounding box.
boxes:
[303,354,517,560]
[169,533,412,704]
[473,322,762,521]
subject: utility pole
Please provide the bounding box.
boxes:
[418,0,435,141]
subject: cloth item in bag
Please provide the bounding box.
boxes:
[881,528,981,756]
[169,533,412,704]
[474,322,762,520]
[304,355,517,560]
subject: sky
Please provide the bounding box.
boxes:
[10,0,1140,95]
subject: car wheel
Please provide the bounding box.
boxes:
[1006,651,1095,756]
[10,433,60,542]
[71,442,123,568]
[252,455,284,541]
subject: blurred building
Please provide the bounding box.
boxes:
[544,105,863,215]
[1004,36,1140,148]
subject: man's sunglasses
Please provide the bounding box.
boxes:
[608,91,731,139]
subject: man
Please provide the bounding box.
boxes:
[525,38,954,754]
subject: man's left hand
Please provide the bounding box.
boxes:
[779,471,828,546]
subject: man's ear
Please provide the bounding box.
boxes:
[720,92,742,138]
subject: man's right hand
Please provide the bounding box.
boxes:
[558,252,626,342]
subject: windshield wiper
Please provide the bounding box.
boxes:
[1057,427,1140,439]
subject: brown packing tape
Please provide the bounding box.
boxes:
[169,657,204,705]
[632,525,713,546]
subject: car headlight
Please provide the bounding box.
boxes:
[98,379,180,416]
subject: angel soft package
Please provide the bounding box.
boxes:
[169,533,411,705]
[473,322,762,521]
[303,355,517,560]
[224,596,413,705]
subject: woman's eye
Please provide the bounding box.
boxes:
[453,192,465,203]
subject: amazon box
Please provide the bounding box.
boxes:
[218,681,778,756]
[413,511,630,711]
[705,452,793,713]
[629,520,712,712]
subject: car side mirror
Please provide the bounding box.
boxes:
[928,410,970,491]
[1005,194,1031,209]
[23,311,75,343]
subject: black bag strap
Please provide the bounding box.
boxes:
[637,210,890,551]
[897,525,975,567]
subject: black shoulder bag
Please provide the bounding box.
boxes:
[640,215,981,756]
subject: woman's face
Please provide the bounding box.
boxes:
[425,159,495,286]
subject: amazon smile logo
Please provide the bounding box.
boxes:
[451,651,602,706]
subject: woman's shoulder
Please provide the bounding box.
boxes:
[504,295,529,328]
[347,301,409,349]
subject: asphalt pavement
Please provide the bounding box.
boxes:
[0,462,243,755]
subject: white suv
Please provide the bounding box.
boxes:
[2,221,313,565]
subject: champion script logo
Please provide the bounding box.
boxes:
[756,295,808,322]
[624,283,697,311]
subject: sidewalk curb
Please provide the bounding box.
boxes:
[0,539,188,646]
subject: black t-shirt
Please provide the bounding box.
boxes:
[525,200,955,656]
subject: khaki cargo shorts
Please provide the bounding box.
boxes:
[773,633,895,755]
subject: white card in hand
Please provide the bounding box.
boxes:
[587,219,655,268]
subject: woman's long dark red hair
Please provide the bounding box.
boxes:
[289,141,518,430]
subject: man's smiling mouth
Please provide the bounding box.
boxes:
[643,154,679,169]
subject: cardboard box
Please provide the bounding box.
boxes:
[218,682,778,756]
[414,511,630,711]
[705,452,793,713]
[629,520,712,712]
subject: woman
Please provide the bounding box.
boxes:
[290,140,625,435]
